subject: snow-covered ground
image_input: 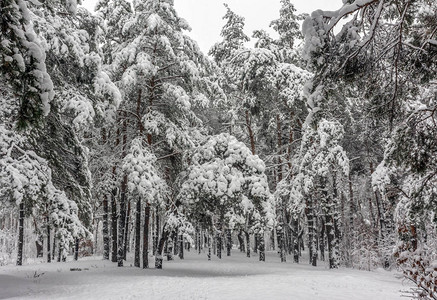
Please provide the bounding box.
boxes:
[0,250,410,299]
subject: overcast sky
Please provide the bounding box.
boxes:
[80,0,341,54]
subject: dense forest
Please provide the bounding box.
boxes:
[1,0,436,298]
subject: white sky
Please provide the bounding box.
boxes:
[80,0,341,54]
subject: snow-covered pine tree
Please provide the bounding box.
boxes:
[179,133,274,261]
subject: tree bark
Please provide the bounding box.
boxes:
[16,202,24,266]
[47,220,51,263]
[143,203,150,269]
[134,199,141,267]
[123,200,131,260]
[179,234,184,259]
[111,189,118,263]
[74,238,79,261]
[226,229,232,256]
[102,194,110,260]
[258,232,265,261]
[155,228,170,269]
[245,231,250,258]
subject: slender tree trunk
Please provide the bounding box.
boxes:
[292,217,299,263]
[320,218,325,262]
[153,210,159,255]
[111,127,120,263]
[134,199,141,267]
[52,235,56,261]
[307,197,317,266]
[111,189,118,263]
[123,200,131,260]
[179,234,184,259]
[155,228,169,269]
[207,233,211,261]
[238,230,245,252]
[16,202,24,266]
[57,241,62,262]
[259,232,265,261]
[102,194,109,260]
[245,110,256,155]
[226,229,232,256]
[47,221,51,263]
[245,231,250,258]
[143,203,150,269]
[74,238,79,261]
[118,178,126,267]
[216,231,222,259]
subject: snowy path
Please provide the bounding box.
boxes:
[0,251,410,299]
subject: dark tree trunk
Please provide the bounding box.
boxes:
[226,229,232,256]
[102,129,110,260]
[217,232,222,259]
[153,210,159,255]
[16,202,24,266]
[238,231,245,252]
[52,235,56,261]
[134,199,141,267]
[271,229,275,251]
[117,178,127,267]
[292,217,299,263]
[179,234,184,259]
[278,211,286,262]
[258,233,265,262]
[118,112,128,266]
[207,233,211,261]
[320,218,325,262]
[167,238,173,261]
[111,126,120,263]
[155,228,170,269]
[36,234,43,258]
[143,204,150,269]
[103,194,110,260]
[47,221,51,263]
[74,238,79,261]
[245,231,250,258]
[111,190,118,263]
[123,200,131,260]
[307,198,317,267]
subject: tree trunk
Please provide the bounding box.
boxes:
[74,238,79,261]
[292,217,299,263]
[102,194,109,260]
[226,229,232,256]
[52,235,56,261]
[179,234,184,259]
[216,232,222,259]
[155,228,170,269]
[258,232,265,261]
[245,231,250,258]
[143,203,150,269]
[111,127,120,263]
[307,198,317,267]
[207,233,211,261]
[117,180,126,267]
[153,210,159,255]
[134,199,141,267]
[111,189,118,263]
[16,202,24,266]
[123,199,130,260]
[238,231,245,252]
[246,110,256,155]
[47,220,51,263]
[320,218,325,262]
